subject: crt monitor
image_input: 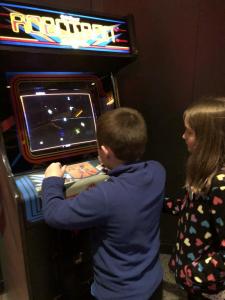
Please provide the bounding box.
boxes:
[10,74,117,165]
[20,92,96,153]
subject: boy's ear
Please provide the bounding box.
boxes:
[100,145,109,157]
[100,145,114,158]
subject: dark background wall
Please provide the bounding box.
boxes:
[4,0,225,249]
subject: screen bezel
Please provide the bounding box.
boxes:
[10,74,106,163]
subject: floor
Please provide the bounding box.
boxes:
[161,254,187,300]
[0,254,187,300]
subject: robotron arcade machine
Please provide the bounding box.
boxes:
[0,2,137,299]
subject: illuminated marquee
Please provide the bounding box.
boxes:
[10,13,116,48]
[0,2,131,53]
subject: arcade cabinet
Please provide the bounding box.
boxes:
[0,2,137,299]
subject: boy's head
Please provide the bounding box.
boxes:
[96,107,147,168]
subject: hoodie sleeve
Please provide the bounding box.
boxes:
[41,176,108,230]
[180,174,225,294]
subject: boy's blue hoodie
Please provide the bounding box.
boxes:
[42,160,166,300]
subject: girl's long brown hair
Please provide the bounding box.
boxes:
[184,97,225,195]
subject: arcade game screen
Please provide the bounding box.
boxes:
[21,92,96,153]
[3,74,118,172]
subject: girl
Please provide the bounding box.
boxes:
[165,97,225,300]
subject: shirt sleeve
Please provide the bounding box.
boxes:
[41,176,108,230]
[163,190,187,215]
[182,174,225,294]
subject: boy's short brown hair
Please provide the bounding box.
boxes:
[96,107,147,162]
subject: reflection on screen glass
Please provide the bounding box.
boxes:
[20,93,96,152]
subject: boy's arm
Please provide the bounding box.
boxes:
[181,176,225,293]
[41,176,108,230]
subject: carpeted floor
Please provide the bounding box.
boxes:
[0,254,187,300]
[161,254,187,299]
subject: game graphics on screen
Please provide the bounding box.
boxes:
[21,93,97,153]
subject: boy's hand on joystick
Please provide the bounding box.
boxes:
[45,162,66,178]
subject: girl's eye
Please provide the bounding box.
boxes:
[186,129,192,135]
[185,127,194,136]
[184,128,189,134]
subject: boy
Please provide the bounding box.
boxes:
[42,107,166,300]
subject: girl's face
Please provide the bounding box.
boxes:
[182,118,197,153]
